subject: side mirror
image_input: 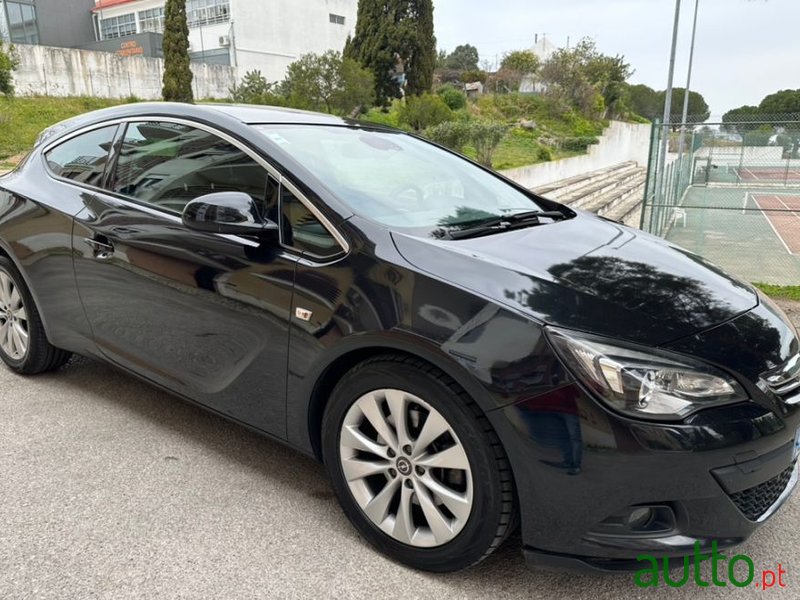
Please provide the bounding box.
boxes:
[182,192,278,237]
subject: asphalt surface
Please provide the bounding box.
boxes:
[3,356,800,599]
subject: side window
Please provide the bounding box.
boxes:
[280,184,343,259]
[110,121,269,215]
[44,125,117,187]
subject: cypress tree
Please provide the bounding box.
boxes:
[406,0,435,97]
[162,0,194,103]
[345,0,436,105]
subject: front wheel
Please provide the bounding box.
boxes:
[322,355,516,572]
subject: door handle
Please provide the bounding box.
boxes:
[83,237,115,260]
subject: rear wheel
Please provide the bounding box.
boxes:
[322,355,516,572]
[0,257,71,374]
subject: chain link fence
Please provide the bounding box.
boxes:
[640,114,800,285]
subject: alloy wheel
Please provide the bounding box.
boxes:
[0,270,29,360]
[339,388,474,548]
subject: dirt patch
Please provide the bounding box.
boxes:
[774,298,800,329]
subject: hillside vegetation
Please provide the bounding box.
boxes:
[0,96,125,167]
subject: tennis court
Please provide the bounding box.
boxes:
[735,166,800,184]
[662,187,800,286]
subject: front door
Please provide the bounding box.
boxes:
[71,120,296,437]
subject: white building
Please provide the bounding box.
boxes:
[519,34,559,94]
[92,0,358,82]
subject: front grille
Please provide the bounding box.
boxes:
[729,462,796,521]
[763,354,800,399]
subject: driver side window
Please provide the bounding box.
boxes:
[109,121,270,215]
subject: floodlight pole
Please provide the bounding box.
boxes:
[656,0,683,209]
[677,0,700,171]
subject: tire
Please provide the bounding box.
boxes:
[322,354,516,572]
[0,256,71,374]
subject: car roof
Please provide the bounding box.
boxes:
[36,102,378,148]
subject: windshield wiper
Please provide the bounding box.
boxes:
[448,210,569,240]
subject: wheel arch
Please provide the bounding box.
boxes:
[0,239,53,338]
[300,334,498,462]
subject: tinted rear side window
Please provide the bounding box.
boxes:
[44,125,118,187]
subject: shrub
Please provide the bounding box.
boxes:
[470,121,510,167]
[423,120,472,152]
[398,93,453,131]
[436,84,467,111]
[561,136,599,152]
[536,146,553,162]
[0,42,19,98]
[230,70,275,103]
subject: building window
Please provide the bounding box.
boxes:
[100,13,136,40]
[329,13,345,25]
[5,1,39,44]
[138,7,165,34]
[187,0,230,28]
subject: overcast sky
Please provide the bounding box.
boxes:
[433,0,799,118]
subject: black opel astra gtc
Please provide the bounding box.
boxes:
[1,103,798,573]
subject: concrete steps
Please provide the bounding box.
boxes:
[533,161,646,228]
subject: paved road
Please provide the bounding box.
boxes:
[2,355,799,599]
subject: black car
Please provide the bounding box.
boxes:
[1,103,798,573]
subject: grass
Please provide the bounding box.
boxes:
[0,96,128,161]
[754,283,800,302]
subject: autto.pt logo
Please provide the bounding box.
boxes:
[634,542,787,589]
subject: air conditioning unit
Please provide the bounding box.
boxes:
[218,35,230,47]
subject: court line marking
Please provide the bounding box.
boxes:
[751,193,796,255]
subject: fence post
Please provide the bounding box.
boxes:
[786,157,791,188]
[643,119,660,232]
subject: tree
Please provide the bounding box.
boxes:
[500,50,539,75]
[721,105,762,132]
[539,39,604,118]
[497,50,540,92]
[443,44,479,72]
[539,38,632,118]
[406,0,435,96]
[0,42,19,98]
[627,84,662,120]
[759,90,800,158]
[759,89,800,116]
[230,70,278,104]
[162,0,193,103]
[345,0,436,105]
[660,88,710,126]
[282,51,374,115]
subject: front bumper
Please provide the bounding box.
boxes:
[488,384,799,570]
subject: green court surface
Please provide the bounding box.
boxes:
[662,186,800,286]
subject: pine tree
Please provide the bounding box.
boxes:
[345,0,436,105]
[162,0,194,103]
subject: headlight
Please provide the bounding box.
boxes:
[548,328,748,421]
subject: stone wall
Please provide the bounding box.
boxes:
[501,120,652,189]
[13,44,236,100]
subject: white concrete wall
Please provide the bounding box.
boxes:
[232,0,357,83]
[13,43,236,99]
[92,0,358,84]
[501,121,652,189]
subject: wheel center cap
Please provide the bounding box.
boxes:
[396,457,412,476]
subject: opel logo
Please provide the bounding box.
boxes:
[396,457,412,476]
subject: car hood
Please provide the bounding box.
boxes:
[391,213,758,346]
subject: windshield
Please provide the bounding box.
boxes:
[253,124,552,238]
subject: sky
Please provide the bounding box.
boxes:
[433,0,799,119]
